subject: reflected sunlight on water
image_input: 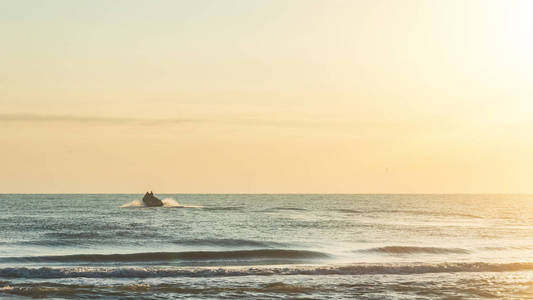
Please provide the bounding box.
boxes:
[1,194,533,298]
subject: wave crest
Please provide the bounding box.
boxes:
[1,249,329,263]
[2,262,533,279]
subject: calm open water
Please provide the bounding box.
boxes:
[1,194,533,299]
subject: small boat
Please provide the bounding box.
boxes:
[142,191,163,207]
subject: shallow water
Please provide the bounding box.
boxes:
[1,194,533,299]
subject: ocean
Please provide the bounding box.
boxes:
[1,194,533,299]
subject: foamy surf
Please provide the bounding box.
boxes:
[2,262,533,279]
[120,198,202,208]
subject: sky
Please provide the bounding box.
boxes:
[1,0,532,193]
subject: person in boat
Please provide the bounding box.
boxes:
[143,191,163,207]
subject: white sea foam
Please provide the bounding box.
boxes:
[162,198,203,208]
[120,200,143,208]
[2,262,533,279]
[162,198,180,207]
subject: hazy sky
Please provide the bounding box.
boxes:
[1,0,532,193]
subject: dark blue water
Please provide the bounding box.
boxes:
[1,194,533,299]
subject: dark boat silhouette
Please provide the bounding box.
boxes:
[142,191,163,207]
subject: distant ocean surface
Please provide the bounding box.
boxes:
[1,194,533,299]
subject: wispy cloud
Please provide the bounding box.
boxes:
[0,114,198,125]
[0,113,339,127]
[0,113,459,137]
[0,113,366,135]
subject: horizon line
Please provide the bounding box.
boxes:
[1,192,531,195]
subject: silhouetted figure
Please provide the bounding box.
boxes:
[143,191,163,207]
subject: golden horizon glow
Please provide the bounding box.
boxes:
[1,0,532,193]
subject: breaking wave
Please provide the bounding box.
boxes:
[1,262,533,279]
[362,246,470,255]
[0,249,329,263]
[0,281,316,298]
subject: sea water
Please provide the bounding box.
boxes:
[1,194,533,299]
